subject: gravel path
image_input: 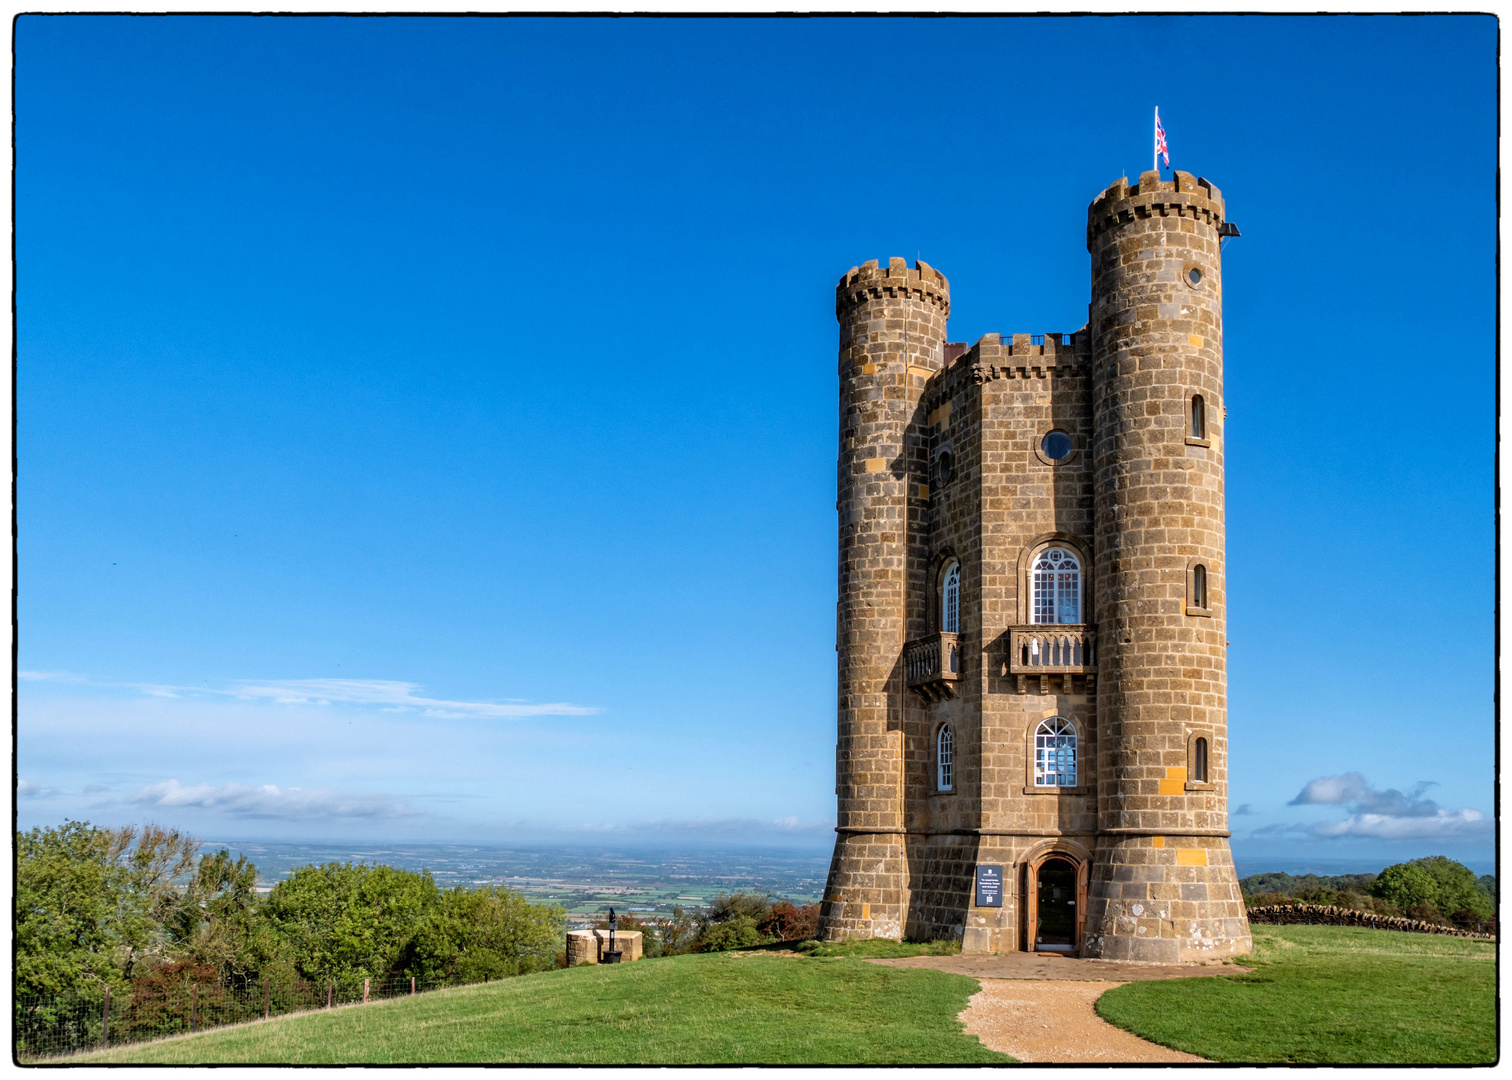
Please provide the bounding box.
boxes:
[959,979,1206,1064]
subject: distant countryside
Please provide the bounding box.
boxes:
[15,819,1498,1064]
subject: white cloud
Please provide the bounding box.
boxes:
[1309,809,1490,840]
[224,679,599,719]
[1285,771,1488,840]
[26,669,601,720]
[129,779,418,821]
[18,779,41,798]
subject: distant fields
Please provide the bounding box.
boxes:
[1097,925,1497,1064]
[203,841,829,922]
[76,954,1008,1065]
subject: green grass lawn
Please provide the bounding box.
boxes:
[796,937,961,959]
[1096,925,1497,1064]
[72,953,1009,1065]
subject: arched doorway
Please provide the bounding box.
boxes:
[1024,852,1088,954]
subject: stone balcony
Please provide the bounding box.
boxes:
[905,631,960,702]
[1008,625,1096,695]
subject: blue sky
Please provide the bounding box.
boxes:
[17,15,1496,870]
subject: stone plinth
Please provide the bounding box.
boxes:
[566,929,643,966]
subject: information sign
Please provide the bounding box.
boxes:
[975,864,1004,908]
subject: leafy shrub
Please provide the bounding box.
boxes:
[759,901,821,942]
[696,916,769,952]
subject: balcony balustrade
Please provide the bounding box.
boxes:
[1008,625,1096,695]
[905,631,960,702]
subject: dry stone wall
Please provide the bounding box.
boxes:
[1247,904,1496,940]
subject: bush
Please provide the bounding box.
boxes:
[696,916,769,953]
[759,901,821,943]
[1371,858,1493,928]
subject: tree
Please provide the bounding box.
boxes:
[261,862,444,983]
[16,821,134,997]
[406,887,567,983]
[1408,856,1494,926]
[1370,863,1440,917]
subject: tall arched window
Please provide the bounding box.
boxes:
[936,725,954,791]
[1193,737,1209,783]
[1031,548,1081,624]
[1191,394,1206,439]
[940,561,961,633]
[1034,717,1077,787]
[1192,564,1208,610]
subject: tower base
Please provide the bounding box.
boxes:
[817,831,908,942]
[1082,836,1252,963]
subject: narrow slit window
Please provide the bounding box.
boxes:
[1191,394,1206,439]
[937,725,954,791]
[1193,737,1209,783]
[941,561,961,633]
[1192,563,1208,610]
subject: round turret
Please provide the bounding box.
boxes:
[1083,170,1251,962]
[819,257,949,942]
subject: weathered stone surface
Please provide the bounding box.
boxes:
[565,929,643,966]
[818,173,1250,964]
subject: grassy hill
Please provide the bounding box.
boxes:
[1097,925,1496,1064]
[74,952,1009,1065]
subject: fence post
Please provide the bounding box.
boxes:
[327,981,333,1009]
[410,976,415,995]
[191,983,199,1033]
[102,986,110,1050]
[363,978,369,1004]
[264,977,270,1020]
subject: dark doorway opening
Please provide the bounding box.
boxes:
[1035,857,1078,952]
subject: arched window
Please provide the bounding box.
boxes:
[940,560,960,634]
[1031,547,1081,624]
[1191,394,1206,440]
[1192,564,1208,610]
[1193,737,1209,783]
[1033,717,1077,787]
[936,725,954,791]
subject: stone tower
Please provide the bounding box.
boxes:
[821,257,949,941]
[818,173,1250,963]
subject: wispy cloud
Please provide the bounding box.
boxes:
[1231,803,1255,816]
[26,670,600,720]
[129,780,419,821]
[223,679,598,718]
[1285,772,1489,840]
[18,779,60,799]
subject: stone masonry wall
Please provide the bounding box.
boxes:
[821,257,949,941]
[1084,170,1249,962]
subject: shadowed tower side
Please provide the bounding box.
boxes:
[1083,171,1251,961]
[819,257,949,941]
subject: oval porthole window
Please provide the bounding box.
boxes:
[935,450,955,486]
[1187,266,1203,286]
[1040,431,1073,461]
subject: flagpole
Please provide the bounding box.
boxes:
[1153,107,1157,174]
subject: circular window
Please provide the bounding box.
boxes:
[1040,431,1073,461]
[1187,266,1203,286]
[934,450,955,486]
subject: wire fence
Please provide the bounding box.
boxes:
[15,974,460,1061]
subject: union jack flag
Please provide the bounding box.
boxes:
[1154,107,1169,168]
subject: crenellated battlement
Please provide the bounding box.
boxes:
[922,330,1089,399]
[836,256,951,318]
[1087,169,1226,249]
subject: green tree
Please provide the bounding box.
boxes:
[1370,863,1440,917]
[1408,856,1494,925]
[260,862,441,983]
[16,821,134,997]
[405,887,566,983]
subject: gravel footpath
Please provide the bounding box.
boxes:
[959,979,1206,1064]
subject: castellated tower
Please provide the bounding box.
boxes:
[818,173,1250,963]
[821,257,949,941]
[1081,171,1249,961]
